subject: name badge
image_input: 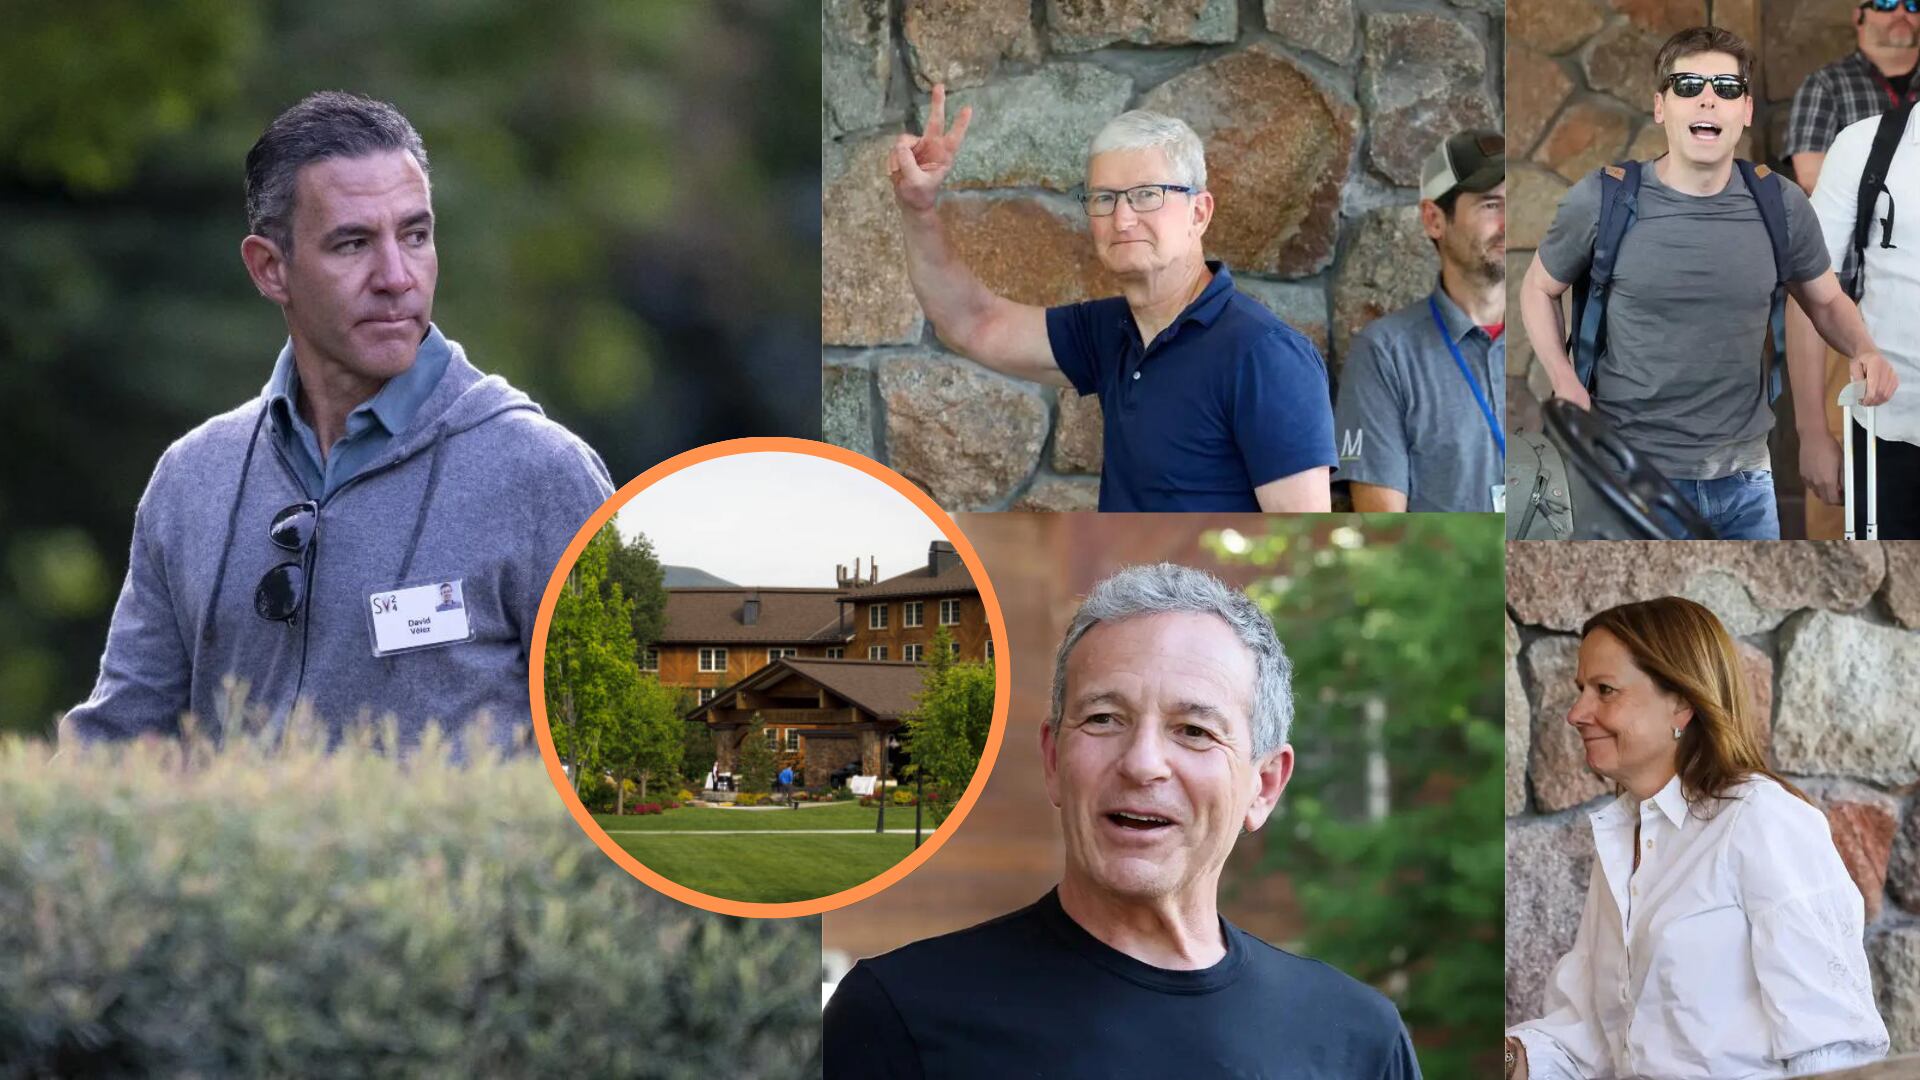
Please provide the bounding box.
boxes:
[367,578,474,656]
[1492,484,1507,513]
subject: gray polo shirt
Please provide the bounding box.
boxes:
[1334,286,1505,511]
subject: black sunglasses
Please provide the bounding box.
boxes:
[255,500,318,624]
[1864,0,1920,14]
[1663,73,1749,100]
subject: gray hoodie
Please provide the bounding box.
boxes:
[63,334,615,751]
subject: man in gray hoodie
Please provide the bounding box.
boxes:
[60,91,614,752]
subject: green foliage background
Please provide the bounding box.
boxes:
[1212,515,1503,1080]
[902,626,994,827]
[0,0,820,738]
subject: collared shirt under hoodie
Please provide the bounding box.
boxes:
[1811,109,1920,447]
[265,326,452,499]
[62,325,615,752]
[1045,261,1337,511]
[1333,283,1506,510]
[1508,775,1886,1079]
[823,888,1421,1079]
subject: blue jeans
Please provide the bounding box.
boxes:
[1665,469,1780,540]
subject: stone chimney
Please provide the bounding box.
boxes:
[870,556,878,585]
[928,540,959,576]
[742,591,760,625]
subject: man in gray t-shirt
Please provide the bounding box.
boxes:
[1518,25,1895,540]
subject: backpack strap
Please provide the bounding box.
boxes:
[1850,100,1914,301]
[1737,158,1793,402]
[1573,161,1641,391]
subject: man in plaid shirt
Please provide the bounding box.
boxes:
[1783,0,1920,534]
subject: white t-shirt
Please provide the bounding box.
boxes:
[1508,775,1886,1079]
[1813,111,1920,446]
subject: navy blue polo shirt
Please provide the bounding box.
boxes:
[1045,262,1335,511]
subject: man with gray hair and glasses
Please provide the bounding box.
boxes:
[886,85,1336,512]
[823,563,1420,1078]
[60,91,611,751]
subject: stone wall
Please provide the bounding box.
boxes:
[822,0,1503,511]
[1507,0,1795,425]
[1505,541,1920,1051]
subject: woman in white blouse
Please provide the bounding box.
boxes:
[1506,596,1888,1080]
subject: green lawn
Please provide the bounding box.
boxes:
[610,833,918,903]
[593,800,914,833]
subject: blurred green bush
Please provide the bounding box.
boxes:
[0,730,821,1076]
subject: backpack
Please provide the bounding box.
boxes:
[1846,99,1915,301]
[1566,158,1793,402]
[1504,430,1575,540]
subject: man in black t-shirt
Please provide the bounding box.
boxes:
[823,564,1420,1079]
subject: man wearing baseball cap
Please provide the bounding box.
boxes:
[1334,130,1506,511]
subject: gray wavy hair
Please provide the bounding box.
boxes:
[244,91,429,255]
[1048,564,1292,757]
[1086,110,1208,191]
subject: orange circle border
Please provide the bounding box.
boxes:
[528,436,1011,919]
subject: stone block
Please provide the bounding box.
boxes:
[1526,635,1612,812]
[946,65,1136,191]
[823,135,926,347]
[1887,800,1920,913]
[1010,474,1103,511]
[1762,0,1859,103]
[1870,924,1920,1053]
[823,0,892,138]
[1822,796,1899,922]
[879,354,1050,510]
[822,361,875,458]
[1051,388,1104,475]
[1880,543,1920,629]
[1331,205,1438,370]
[1139,45,1358,276]
[1509,46,1575,156]
[1361,12,1500,188]
[1776,611,1920,786]
[1534,99,1635,183]
[1507,616,1531,817]
[1263,0,1355,63]
[1616,0,1707,34]
[1506,542,1887,632]
[940,193,1121,307]
[1506,253,1535,378]
[1510,0,1604,56]
[1506,814,1597,1025]
[1583,21,1667,111]
[1509,164,1571,252]
[903,0,1040,92]
[1046,0,1237,53]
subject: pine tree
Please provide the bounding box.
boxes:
[735,714,777,795]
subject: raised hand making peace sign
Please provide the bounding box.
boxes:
[888,83,973,213]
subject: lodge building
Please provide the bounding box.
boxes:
[658,541,990,787]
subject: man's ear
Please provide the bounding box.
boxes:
[1243,743,1294,833]
[1419,198,1447,243]
[241,234,292,306]
[1191,190,1214,237]
[1041,719,1063,809]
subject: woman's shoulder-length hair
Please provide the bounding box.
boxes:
[1582,596,1810,813]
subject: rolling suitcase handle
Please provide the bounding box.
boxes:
[1839,380,1878,540]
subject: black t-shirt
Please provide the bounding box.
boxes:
[823,889,1421,1079]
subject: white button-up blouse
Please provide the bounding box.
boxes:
[1509,775,1888,1079]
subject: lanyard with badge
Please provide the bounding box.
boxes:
[1429,295,1507,510]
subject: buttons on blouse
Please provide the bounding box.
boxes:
[1132,371,1141,380]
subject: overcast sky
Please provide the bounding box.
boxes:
[612,451,947,587]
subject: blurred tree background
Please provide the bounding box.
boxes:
[0,0,820,738]
[1213,516,1503,1079]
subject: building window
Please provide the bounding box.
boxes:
[903,644,923,662]
[640,646,658,671]
[765,727,780,749]
[869,645,888,660]
[697,688,718,705]
[869,603,889,630]
[985,639,994,661]
[940,598,961,625]
[950,640,961,657]
[903,601,924,628]
[699,647,728,672]
[768,647,797,663]
[825,647,844,659]
[786,729,800,752]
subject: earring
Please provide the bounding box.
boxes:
[1672,726,1683,740]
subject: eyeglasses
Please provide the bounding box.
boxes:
[255,500,317,624]
[1863,0,1920,14]
[1663,73,1749,100]
[1080,184,1196,217]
